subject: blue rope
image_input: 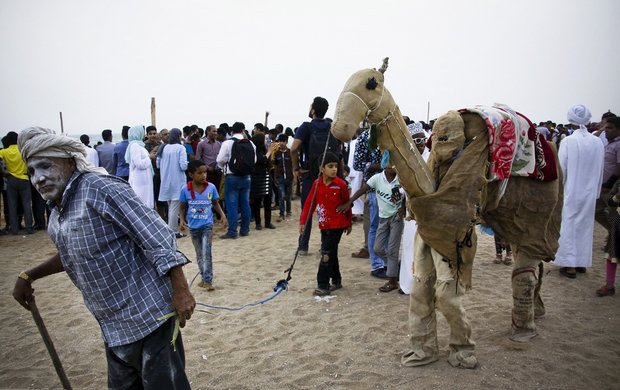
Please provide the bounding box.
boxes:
[193,277,288,312]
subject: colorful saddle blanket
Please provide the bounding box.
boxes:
[460,104,557,182]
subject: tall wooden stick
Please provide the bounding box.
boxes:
[59,112,64,135]
[426,101,430,123]
[264,111,269,128]
[151,97,156,127]
[30,300,72,389]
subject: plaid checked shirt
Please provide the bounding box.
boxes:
[48,171,189,347]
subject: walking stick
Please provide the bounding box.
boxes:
[29,300,72,389]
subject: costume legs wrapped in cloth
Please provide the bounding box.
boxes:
[331,59,562,368]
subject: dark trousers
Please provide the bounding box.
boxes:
[105,318,190,390]
[298,175,315,251]
[31,183,47,228]
[251,195,272,227]
[6,175,32,233]
[317,228,344,290]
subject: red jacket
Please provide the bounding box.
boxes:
[300,177,352,230]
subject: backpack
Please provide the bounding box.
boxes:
[228,138,256,176]
[307,122,342,179]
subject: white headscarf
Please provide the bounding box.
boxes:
[567,104,592,130]
[18,127,108,174]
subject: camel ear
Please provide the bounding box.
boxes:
[366,77,378,90]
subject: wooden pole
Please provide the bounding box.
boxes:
[264,111,269,128]
[151,97,156,127]
[59,112,64,135]
[426,101,430,124]
[30,300,72,389]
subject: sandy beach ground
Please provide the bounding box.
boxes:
[1,201,619,389]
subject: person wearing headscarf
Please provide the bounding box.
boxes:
[156,128,188,238]
[554,105,604,279]
[125,125,154,208]
[12,126,195,389]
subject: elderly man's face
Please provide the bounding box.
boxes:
[27,157,76,205]
[160,129,169,143]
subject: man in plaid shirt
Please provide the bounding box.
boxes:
[12,127,195,389]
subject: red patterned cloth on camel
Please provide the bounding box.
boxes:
[460,104,557,182]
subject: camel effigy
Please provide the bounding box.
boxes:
[331,58,563,368]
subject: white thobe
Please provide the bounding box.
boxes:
[555,128,604,268]
[128,143,154,208]
[399,147,430,293]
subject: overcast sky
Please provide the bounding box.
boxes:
[1,0,618,140]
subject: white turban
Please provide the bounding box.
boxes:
[18,127,108,174]
[567,104,592,130]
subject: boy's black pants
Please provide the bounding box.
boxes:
[317,228,345,290]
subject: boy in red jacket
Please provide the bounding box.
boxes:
[300,152,352,296]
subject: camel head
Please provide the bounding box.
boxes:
[332,58,435,196]
[331,58,396,142]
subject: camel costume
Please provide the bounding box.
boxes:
[331,59,562,368]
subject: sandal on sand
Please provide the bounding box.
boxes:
[313,288,330,296]
[379,281,399,293]
[503,254,513,265]
[493,254,503,264]
[330,283,343,291]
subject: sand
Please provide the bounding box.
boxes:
[1,202,619,390]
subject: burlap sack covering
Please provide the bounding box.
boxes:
[410,112,562,290]
[410,112,489,289]
[481,148,563,262]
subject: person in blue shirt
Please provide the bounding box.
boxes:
[180,160,227,290]
[112,125,130,180]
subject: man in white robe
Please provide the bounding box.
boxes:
[554,105,604,278]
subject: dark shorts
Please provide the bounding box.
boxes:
[105,318,191,390]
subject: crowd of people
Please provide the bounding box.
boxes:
[1,100,618,387]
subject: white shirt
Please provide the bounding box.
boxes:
[84,146,99,168]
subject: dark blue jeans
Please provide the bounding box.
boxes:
[224,174,251,237]
[105,318,190,390]
[317,228,344,290]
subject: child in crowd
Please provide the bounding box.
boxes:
[300,152,352,296]
[180,160,227,291]
[272,133,293,222]
[493,236,512,265]
[340,165,405,292]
